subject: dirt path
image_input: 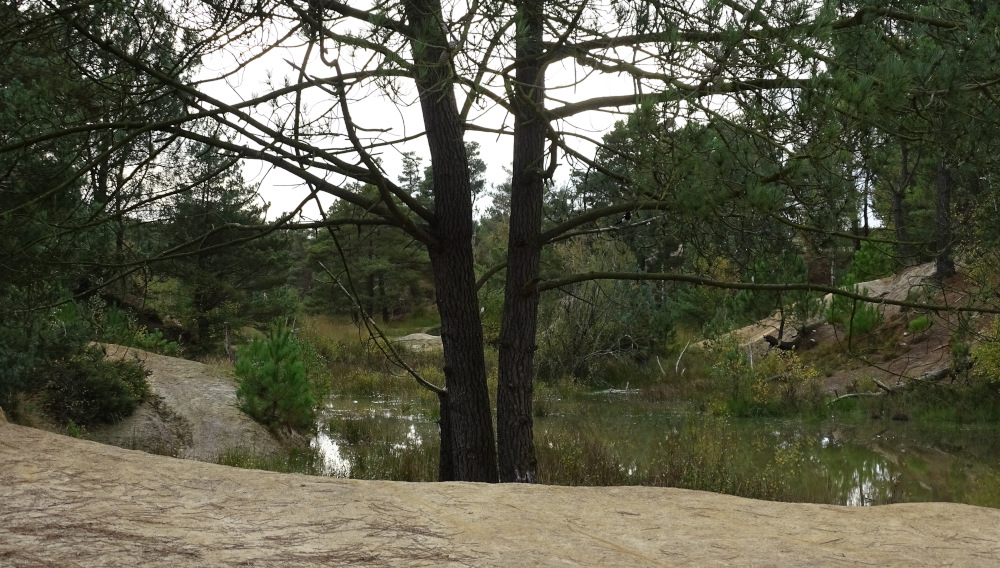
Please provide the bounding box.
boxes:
[87,345,281,461]
[2,418,998,567]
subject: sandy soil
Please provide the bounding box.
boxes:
[722,262,972,393]
[2,416,999,567]
[394,332,444,351]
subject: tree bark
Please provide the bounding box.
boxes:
[404,0,497,482]
[893,145,915,264]
[934,159,955,278]
[497,0,545,483]
[436,390,454,481]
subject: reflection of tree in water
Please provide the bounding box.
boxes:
[842,461,900,507]
[807,438,904,506]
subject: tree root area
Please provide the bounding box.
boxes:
[2,420,998,567]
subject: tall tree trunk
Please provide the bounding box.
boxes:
[366,272,376,318]
[893,145,915,264]
[497,0,545,483]
[935,159,955,278]
[378,274,389,322]
[405,0,497,482]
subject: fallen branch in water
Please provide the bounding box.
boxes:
[829,391,883,404]
[873,378,896,394]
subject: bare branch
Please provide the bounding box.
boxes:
[538,272,1000,315]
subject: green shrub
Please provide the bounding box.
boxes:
[236,320,316,430]
[907,315,933,334]
[848,295,882,336]
[825,286,882,338]
[43,346,151,426]
[824,241,891,339]
[973,319,1000,386]
[91,299,180,355]
[952,339,973,378]
[709,338,822,416]
[0,294,91,416]
[134,328,179,356]
[845,240,894,284]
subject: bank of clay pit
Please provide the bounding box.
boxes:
[2,415,999,567]
[83,344,284,461]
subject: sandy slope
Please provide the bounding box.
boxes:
[2,417,999,567]
[86,344,282,460]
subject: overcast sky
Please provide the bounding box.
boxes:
[197,21,634,222]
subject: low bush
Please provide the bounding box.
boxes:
[92,300,180,356]
[825,286,883,339]
[43,346,151,426]
[708,338,823,417]
[973,319,1000,387]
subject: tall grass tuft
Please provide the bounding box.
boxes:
[218,445,322,475]
[536,418,786,501]
[326,412,438,481]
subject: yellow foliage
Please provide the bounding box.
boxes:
[972,318,1000,384]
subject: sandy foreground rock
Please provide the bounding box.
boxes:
[2,419,999,567]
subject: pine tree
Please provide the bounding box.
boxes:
[159,141,295,350]
[235,321,315,431]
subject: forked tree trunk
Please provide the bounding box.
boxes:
[497,0,545,483]
[404,0,497,482]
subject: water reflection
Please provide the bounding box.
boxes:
[312,393,999,506]
[310,426,350,477]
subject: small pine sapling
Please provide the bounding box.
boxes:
[236,320,316,431]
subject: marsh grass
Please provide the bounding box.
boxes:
[325,411,438,481]
[536,417,788,501]
[217,445,323,475]
[297,314,463,403]
[829,380,1000,424]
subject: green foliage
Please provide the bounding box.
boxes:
[952,339,973,379]
[160,142,295,352]
[91,299,180,355]
[535,236,674,383]
[0,296,91,415]
[306,184,434,320]
[972,319,1000,386]
[66,420,86,439]
[834,379,1000,425]
[709,338,822,417]
[236,321,316,430]
[0,1,190,414]
[844,241,895,285]
[42,346,151,426]
[724,253,823,337]
[843,294,883,337]
[824,243,891,339]
[908,315,934,334]
[710,338,756,405]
